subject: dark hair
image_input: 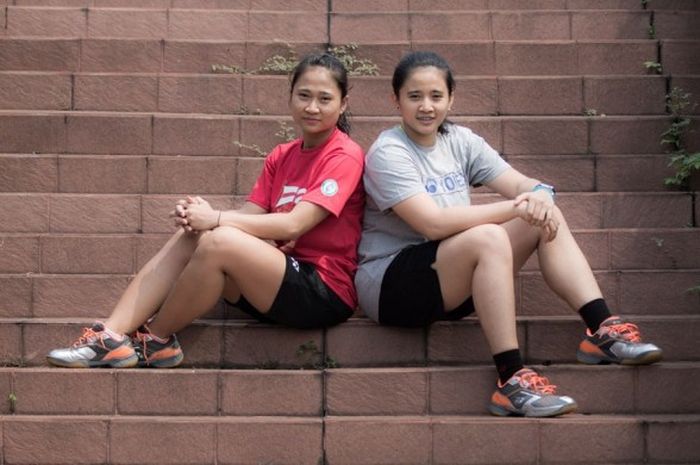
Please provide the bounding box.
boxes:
[391,51,455,135]
[289,52,351,134]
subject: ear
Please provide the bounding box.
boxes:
[340,95,349,114]
[391,93,400,109]
[448,93,455,111]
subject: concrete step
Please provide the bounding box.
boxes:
[1,315,698,367]
[4,71,693,117]
[11,0,326,8]
[0,363,698,416]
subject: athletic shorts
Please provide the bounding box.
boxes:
[227,255,353,329]
[378,241,475,327]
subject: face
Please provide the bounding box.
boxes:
[289,66,347,148]
[394,66,454,147]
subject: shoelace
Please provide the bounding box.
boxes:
[519,371,557,395]
[603,321,642,343]
[134,330,151,362]
[72,327,106,349]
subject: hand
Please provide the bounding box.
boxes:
[184,197,219,231]
[514,190,554,228]
[540,214,559,242]
[279,240,297,254]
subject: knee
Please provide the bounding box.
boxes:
[469,224,512,260]
[194,226,245,259]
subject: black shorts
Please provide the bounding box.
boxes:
[227,255,353,329]
[378,241,475,327]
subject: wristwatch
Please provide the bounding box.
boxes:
[532,183,556,200]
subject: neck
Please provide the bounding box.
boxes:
[302,127,335,150]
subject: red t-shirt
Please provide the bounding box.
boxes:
[247,128,365,308]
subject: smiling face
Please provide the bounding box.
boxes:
[289,65,348,149]
[393,65,454,147]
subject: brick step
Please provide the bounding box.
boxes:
[0,153,687,194]
[11,0,325,8]
[1,315,698,367]
[2,112,699,156]
[0,414,697,465]
[4,71,695,117]
[0,363,697,417]
[3,37,695,75]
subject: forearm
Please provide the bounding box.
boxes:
[218,210,301,241]
[422,200,520,240]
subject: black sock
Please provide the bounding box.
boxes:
[493,349,524,384]
[578,298,613,332]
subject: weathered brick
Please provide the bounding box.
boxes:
[578,41,658,75]
[177,323,224,367]
[0,72,71,110]
[21,320,86,366]
[241,75,288,116]
[117,370,218,415]
[96,0,169,6]
[546,193,603,229]
[250,0,327,9]
[221,370,322,415]
[223,324,324,368]
[331,13,409,43]
[245,42,324,74]
[662,40,700,75]
[611,229,700,269]
[0,323,22,365]
[492,11,570,40]
[411,12,490,41]
[14,369,114,414]
[33,275,130,318]
[520,271,618,317]
[171,0,249,7]
[236,157,265,195]
[87,8,167,39]
[655,11,700,40]
[567,0,640,8]
[596,154,676,191]
[249,12,327,42]
[0,236,39,273]
[0,154,57,193]
[153,114,239,156]
[41,235,134,274]
[507,156,594,192]
[428,319,527,364]
[499,77,582,115]
[412,42,489,75]
[525,319,583,363]
[49,195,140,233]
[74,74,158,111]
[238,116,292,155]
[503,118,588,155]
[590,116,668,154]
[1,194,49,233]
[637,363,700,413]
[80,38,162,72]
[141,195,240,233]
[584,76,666,115]
[0,369,11,415]
[351,117,401,152]
[636,317,700,361]
[148,156,237,195]
[66,113,151,155]
[455,117,502,153]
[164,40,246,73]
[602,193,692,228]
[58,155,148,193]
[334,0,408,10]
[159,74,243,114]
[0,38,79,71]
[7,6,87,37]
[647,418,700,463]
[650,0,700,8]
[0,276,32,317]
[572,11,650,40]
[168,9,247,41]
[451,77,498,116]
[495,42,577,76]
[0,113,66,154]
[429,366,494,415]
[671,76,700,115]
[619,271,700,315]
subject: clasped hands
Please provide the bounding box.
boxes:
[170,196,219,233]
[514,190,559,242]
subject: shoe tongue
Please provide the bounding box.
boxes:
[91,322,105,332]
[603,316,624,326]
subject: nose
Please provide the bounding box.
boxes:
[305,99,320,113]
[418,98,433,112]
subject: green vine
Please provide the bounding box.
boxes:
[663,87,700,189]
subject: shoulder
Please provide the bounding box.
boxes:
[326,130,365,164]
[366,127,413,164]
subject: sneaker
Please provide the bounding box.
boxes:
[489,368,577,418]
[47,323,138,368]
[577,316,662,365]
[132,326,184,368]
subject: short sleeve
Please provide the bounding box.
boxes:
[300,149,364,217]
[247,145,281,211]
[456,126,510,187]
[364,142,425,211]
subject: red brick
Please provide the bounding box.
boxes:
[1,194,49,232]
[33,275,130,318]
[66,113,151,155]
[0,369,11,415]
[41,235,133,273]
[237,157,265,195]
[335,0,408,10]
[96,0,170,6]
[603,193,692,228]
[241,75,288,115]
[572,11,651,40]
[58,155,147,193]
[0,276,32,317]
[153,114,239,156]
[133,233,169,269]
[159,74,242,114]
[0,113,66,154]
[141,194,240,233]
[80,38,162,72]
[4,417,108,464]
[590,116,668,154]
[671,76,700,115]
[217,418,323,465]
[492,12,570,40]
[221,370,322,415]
[0,323,22,365]
[520,271,618,316]
[428,319,528,364]
[117,370,218,415]
[663,40,700,75]
[245,41,324,73]
[351,117,399,152]
[540,417,644,463]
[110,418,216,464]
[507,156,594,192]
[451,77,497,116]
[643,317,700,361]
[164,40,246,73]
[171,0,248,7]
[176,323,224,366]
[651,0,700,8]
[499,77,582,115]
[429,366,494,415]
[547,193,603,229]
[503,118,588,155]
[74,73,157,111]
[326,368,427,415]
[331,13,409,43]
[491,0,564,7]
[0,38,79,71]
[249,0,327,9]
[148,156,237,194]
[411,12,490,41]
[495,42,577,76]
[647,417,700,463]
[249,12,326,42]
[611,229,700,269]
[49,194,140,233]
[324,417,432,465]
[0,154,57,193]
[20,320,83,365]
[525,319,583,363]
[238,116,291,155]
[168,9,247,41]
[15,0,89,5]
[7,6,87,37]
[222,324,323,368]
[637,363,700,413]
[0,72,71,110]
[88,8,167,39]
[596,154,676,191]
[454,117,502,152]
[14,369,114,414]
[578,41,658,75]
[327,320,425,366]
[0,236,39,273]
[432,417,539,464]
[567,0,641,7]
[619,271,700,314]
[655,11,700,40]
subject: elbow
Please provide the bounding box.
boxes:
[283,219,306,241]
[420,223,446,241]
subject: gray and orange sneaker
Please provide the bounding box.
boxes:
[577,316,662,365]
[489,368,577,418]
[47,323,138,368]
[132,325,184,368]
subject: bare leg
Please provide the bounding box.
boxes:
[147,226,287,338]
[501,206,603,311]
[433,224,519,355]
[104,229,201,335]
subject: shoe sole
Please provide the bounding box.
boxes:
[576,349,663,366]
[47,354,139,368]
[488,401,577,418]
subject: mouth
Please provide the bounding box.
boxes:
[416,116,435,125]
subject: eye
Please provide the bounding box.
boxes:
[320,95,333,103]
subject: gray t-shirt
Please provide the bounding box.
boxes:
[355,124,511,321]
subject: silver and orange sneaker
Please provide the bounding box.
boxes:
[577,316,662,365]
[47,323,138,368]
[489,368,577,417]
[132,325,184,368]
